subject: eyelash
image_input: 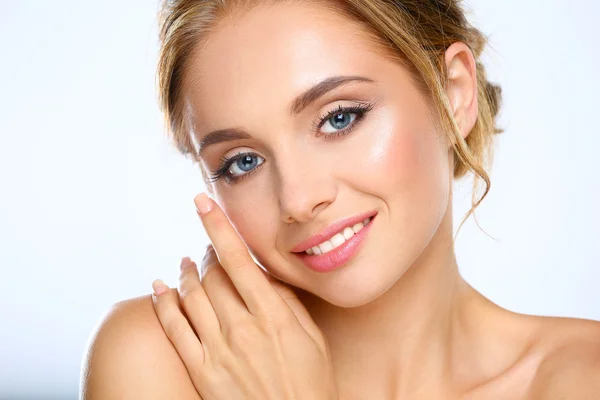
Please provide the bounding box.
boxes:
[208,101,375,185]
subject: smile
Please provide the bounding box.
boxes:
[305,216,373,255]
[292,213,377,273]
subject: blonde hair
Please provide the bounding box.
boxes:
[156,0,502,226]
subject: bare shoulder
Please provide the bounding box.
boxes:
[525,316,600,399]
[80,291,200,399]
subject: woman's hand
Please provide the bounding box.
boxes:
[151,193,338,400]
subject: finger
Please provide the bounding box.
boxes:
[198,249,252,330]
[199,246,214,278]
[268,279,327,349]
[194,193,284,316]
[151,279,206,370]
[178,257,221,344]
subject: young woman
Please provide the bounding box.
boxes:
[81,0,600,398]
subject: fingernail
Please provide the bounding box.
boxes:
[200,258,213,277]
[180,257,194,270]
[194,193,213,215]
[152,279,168,296]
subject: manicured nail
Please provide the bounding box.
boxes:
[152,279,168,296]
[180,257,194,270]
[200,257,214,277]
[200,262,209,277]
[194,193,213,215]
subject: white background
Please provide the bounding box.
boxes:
[1,0,598,398]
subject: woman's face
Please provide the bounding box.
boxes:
[185,2,453,307]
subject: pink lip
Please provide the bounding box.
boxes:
[292,214,376,273]
[290,210,378,253]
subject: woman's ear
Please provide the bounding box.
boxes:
[444,42,478,140]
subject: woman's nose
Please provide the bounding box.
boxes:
[276,161,337,225]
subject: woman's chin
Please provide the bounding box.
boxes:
[296,266,409,309]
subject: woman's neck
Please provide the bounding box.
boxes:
[294,210,528,397]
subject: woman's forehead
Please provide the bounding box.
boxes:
[183,2,393,126]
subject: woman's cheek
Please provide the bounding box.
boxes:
[354,110,449,229]
[353,109,431,194]
[216,195,276,253]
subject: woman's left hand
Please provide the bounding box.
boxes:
[151,193,339,400]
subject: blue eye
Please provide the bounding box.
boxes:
[321,112,357,133]
[315,103,374,138]
[230,154,263,175]
[208,152,265,185]
[208,101,375,185]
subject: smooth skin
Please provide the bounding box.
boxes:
[81,2,600,399]
[151,193,338,400]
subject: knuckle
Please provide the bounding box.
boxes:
[259,310,279,329]
[179,265,199,282]
[256,311,289,338]
[201,266,227,288]
[258,304,294,329]
[225,319,260,348]
[228,253,253,271]
[203,358,235,386]
[179,288,202,313]
[165,319,188,343]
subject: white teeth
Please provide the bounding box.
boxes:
[305,216,373,255]
[330,233,346,248]
[343,227,355,240]
[319,241,333,254]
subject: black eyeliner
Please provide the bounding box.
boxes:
[209,100,375,184]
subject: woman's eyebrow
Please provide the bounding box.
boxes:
[290,75,375,115]
[197,75,374,155]
[198,127,251,155]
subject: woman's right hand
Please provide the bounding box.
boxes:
[151,193,339,400]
